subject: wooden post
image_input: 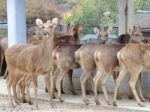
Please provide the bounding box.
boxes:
[7,0,26,47]
[127,0,134,31]
[118,0,127,35]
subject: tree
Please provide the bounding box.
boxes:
[62,0,118,26]
[0,0,6,21]
[26,0,62,24]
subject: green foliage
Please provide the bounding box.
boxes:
[134,0,150,12]
[134,0,144,12]
[62,0,118,26]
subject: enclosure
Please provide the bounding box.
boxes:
[0,0,150,111]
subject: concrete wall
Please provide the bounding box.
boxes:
[63,69,150,98]
[134,11,150,28]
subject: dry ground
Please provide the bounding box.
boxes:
[0,95,147,112]
[0,76,150,112]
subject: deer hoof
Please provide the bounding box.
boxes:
[83,99,89,105]
[9,103,15,108]
[59,98,64,103]
[140,97,146,102]
[113,101,117,106]
[95,100,101,105]
[106,101,111,105]
[28,100,33,105]
[72,91,77,95]
[45,88,48,92]
[117,95,122,100]
[139,102,144,107]
[128,95,134,99]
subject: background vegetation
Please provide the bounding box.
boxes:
[0,0,150,25]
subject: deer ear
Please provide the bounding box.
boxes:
[93,27,100,35]
[52,18,58,26]
[36,18,43,26]
[128,28,132,36]
[107,25,113,34]
[46,20,51,23]
[70,21,75,26]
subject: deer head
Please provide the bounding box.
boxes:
[35,18,58,39]
[129,26,145,43]
[68,22,85,34]
[93,26,108,43]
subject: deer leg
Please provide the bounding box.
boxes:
[100,73,111,105]
[93,71,103,105]
[89,73,94,94]
[56,70,67,102]
[6,74,14,107]
[113,66,126,106]
[113,71,121,99]
[44,75,49,92]
[137,73,145,102]
[68,69,76,95]
[44,73,51,101]
[86,73,94,95]
[129,71,144,107]
[25,77,33,105]
[50,67,59,100]
[31,75,38,109]
[0,54,4,75]
[16,75,26,103]
[127,74,134,99]
[12,75,21,105]
[80,71,91,105]
[3,67,8,79]
[20,79,26,103]
[61,80,65,94]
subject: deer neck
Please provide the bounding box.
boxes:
[39,29,55,67]
[73,28,80,44]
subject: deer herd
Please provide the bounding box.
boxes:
[0,18,150,109]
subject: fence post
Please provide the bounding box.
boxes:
[7,0,26,47]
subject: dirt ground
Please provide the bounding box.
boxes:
[0,95,148,112]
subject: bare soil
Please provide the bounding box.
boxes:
[0,95,147,112]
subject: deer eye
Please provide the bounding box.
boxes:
[49,26,53,28]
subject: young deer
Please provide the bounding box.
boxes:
[5,18,58,109]
[93,29,145,105]
[75,27,109,104]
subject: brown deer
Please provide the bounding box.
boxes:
[14,21,84,104]
[0,32,41,79]
[5,18,58,109]
[93,29,145,105]
[49,26,110,103]
[113,44,150,106]
[75,27,109,104]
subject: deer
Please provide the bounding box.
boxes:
[49,26,110,103]
[93,28,145,105]
[0,32,41,79]
[14,21,84,105]
[75,27,110,104]
[5,18,58,109]
[112,37,150,107]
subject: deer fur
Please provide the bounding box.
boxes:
[5,18,58,109]
[75,27,109,104]
[93,29,145,105]
[15,21,83,104]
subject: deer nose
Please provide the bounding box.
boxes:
[43,32,49,36]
